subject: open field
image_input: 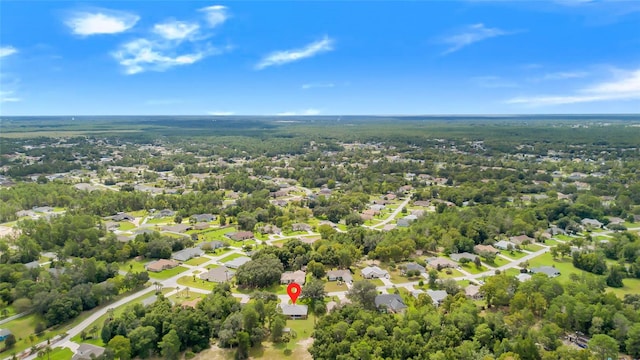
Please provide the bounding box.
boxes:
[177,275,217,291]
[185,256,210,266]
[148,266,189,280]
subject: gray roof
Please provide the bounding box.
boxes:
[362,266,388,278]
[225,256,252,269]
[426,289,448,305]
[403,263,426,273]
[191,214,215,222]
[0,329,11,337]
[280,304,308,316]
[375,294,407,312]
[24,261,40,269]
[197,241,225,250]
[450,252,478,262]
[171,247,204,261]
[531,266,560,277]
[72,343,106,360]
[200,266,235,282]
[327,269,353,282]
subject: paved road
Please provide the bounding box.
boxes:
[0,312,29,326]
[366,194,413,230]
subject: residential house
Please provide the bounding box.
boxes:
[112,212,134,222]
[292,223,312,232]
[581,218,602,229]
[450,252,478,262]
[375,294,407,313]
[411,289,425,299]
[370,204,386,212]
[363,209,379,217]
[396,214,418,228]
[509,235,534,246]
[172,247,204,262]
[531,266,560,278]
[494,240,516,250]
[608,217,624,225]
[280,270,306,285]
[0,329,12,341]
[72,344,106,360]
[258,224,281,234]
[200,266,234,283]
[326,269,353,283]
[146,259,179,272]
[161,224,193,233]
[154,209,175,218]
[426,257,458,269]
[280,304,308,320]
[197,241,225,251]
[226,231,255,241]
[426,289,448,307]
[361,266,389,279]
[191,213,216,223]
[413,200,431,207]
[225,256,252,269]
[24,260,40,270]
[402,262,426,275]
[465,285,483,300]
[193,223,210,230]
[474,244,500,255]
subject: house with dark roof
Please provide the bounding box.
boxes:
[280,304,308,319]
[161,224,193,233]
[581,218,603,229]
[474,244,500,255]
[72,343,106,360]
[112,212,134,222]
[531,266,560,278]
[509,235,534,245]
[154,209,175,218]
[326,269,353,283]
[171,247,204,262]
[375,294,407,313]
[226,231,255,241]
[200,266,234,283]
[24,260,40,270]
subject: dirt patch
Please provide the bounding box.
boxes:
[0,225,20,238]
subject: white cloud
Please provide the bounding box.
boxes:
[302,82,335,90]
[256,36,334,70]
[153,21,200,41]
[65,10,139,36]
[276,108,321,116]
[0,91,21,103]
[440,23,513,55]
[113,38,213,74]
[471,76,518,88]
[506,68,640,106]
[0,46,18,58]
[208,111,234,115]
[537,71,589,81]
[199,5,229,28]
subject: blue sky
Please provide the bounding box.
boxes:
[1,1,639,115]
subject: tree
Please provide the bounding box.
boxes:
[270,315,286,343]
[108,335,131,360]
[159,329,181,360]
[307,260,326,278]
[219,214,226,226]
[606,265,624,288]
[588,334,618,360]
[626,323,640,358]
[428,269,439,289]
[235,254,284,288]
[128,325,157,358]
[174,214,183,224]
[301,278,327,303]
[4,334,16,349]
[236,331,251,360]
[346,281,378,310]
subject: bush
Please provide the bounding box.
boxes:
[185,351,195,359]
[284,349,292,356]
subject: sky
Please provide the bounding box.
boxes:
[1,0,639,116]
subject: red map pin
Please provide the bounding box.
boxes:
[287,283,301,304]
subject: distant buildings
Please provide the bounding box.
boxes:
[530,266,560,278]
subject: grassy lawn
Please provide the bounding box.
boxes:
[484,256,509,268]
[118,258,147,273]
[438,268,464,279]
[542,239,560,246]
[185,256,209,266]
[118,221,136,231]
[457,280,471,288]
[168,292,206,306]
[461,263,487,274]
[521,243,545,252]
[206,264,221,270]
[324,280,348,293]
[148,265,189,280]
[608,278,640,298]
[1,305,16,318]
[199,227,237,241]
[49,347,74,360]
[177,275,217,291]
[220,253,247,263]
[528,253,590,283]
[555,234,573,241]
[146,216,172,224]
[233,283,287,296]
[503,268,522,277]
[39,256,51,264]
[282,230,309,236]
[129,210,147,217]
[500,250,528,260]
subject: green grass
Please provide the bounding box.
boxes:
[148,265,189,280]
[282,230,309,236]
[199,227,237,241]
[168,292,206,306]
[145,216,172,224]
[185,257,209,266]
[177,275,217,291]
[438,268,464,279]
[233,283,287,296]
[461,263,487,274]
[1,305,16,318]
[219,253,247,263]
[206,264,221,270]
[542,239,560,246]
[457,280,471,288]
[555,234,573,241]
[500,250,528,260]
[118,221,136,231]
[49,347,74,360]
[608,278,640,298]
[484,256,509,268]
[118,259,147,273]
[504,268,522,277]
[521,243,545,252]
[528,252,590,283]
[324,280,348,293]
[129,210,147,217]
